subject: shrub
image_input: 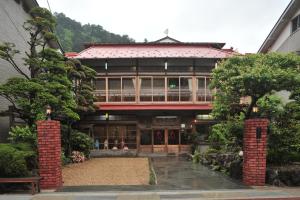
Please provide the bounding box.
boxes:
[191,149,201,163]
[268,104,300,164]
[0,144,31,177]
[70,131,93,157]
[61,150,71,166]
[209,118,243,151]
[8,126,36,146]
[10,143,37,171]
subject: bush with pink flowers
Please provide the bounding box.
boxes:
[71,151,85,163]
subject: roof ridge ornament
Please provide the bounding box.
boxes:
[164,28,169,36]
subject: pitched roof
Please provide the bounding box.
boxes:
[153,36,181,43]
[258,0,300,53]
[73,43,233,59]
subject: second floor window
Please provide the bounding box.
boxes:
[94,76,213,103]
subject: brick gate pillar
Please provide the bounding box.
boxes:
[37,120,62,190]
[243,118,269,186]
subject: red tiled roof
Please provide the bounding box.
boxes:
[73,44,233,59]
[95,103,212,111]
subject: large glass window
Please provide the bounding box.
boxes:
[197,77,212,102]
[197,77,206,101]
[168,130,179,145]
[140,78,152,101]
[122,78,136,102]
[94,78,106,102]
[125,125,137,149]
[167,78,179,101]
[180,77,192,101]
[103,125,137,149]
[153,78,165,101]
[93,126,107,148]
[206,78,213,101]
[141,130,152,145]
[108,78,121,102]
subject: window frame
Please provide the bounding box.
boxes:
[291,14,300,34]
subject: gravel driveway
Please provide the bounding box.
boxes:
[62,158,150,186]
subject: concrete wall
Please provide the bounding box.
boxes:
[269,9,300,53]
[0,0,31,141]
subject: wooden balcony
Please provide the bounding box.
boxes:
[94,89,213,104]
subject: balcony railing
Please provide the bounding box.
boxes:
[93,76,214,103]
[94,89,213,103]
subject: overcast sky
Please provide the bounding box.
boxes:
[37,0,290,53]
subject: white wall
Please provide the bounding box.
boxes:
[269,9,300,52]
[0,0,32,141]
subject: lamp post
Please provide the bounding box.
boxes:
[252,104,259,118]
[46,105,52,121]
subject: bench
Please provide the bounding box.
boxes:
[0,177,41,195]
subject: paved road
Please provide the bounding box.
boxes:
[1,189,300,200]
[152,156,246,190]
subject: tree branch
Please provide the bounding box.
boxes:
[6,54,30,80]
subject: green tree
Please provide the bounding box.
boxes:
[62,59,96,155]
[208,53,300,154]
[210,53,300,120]
[55,13,135,52]
[0,7,79,129]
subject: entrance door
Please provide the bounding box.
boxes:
[167,129,180,154]
[139,128,187,153]
[153,129,165,152]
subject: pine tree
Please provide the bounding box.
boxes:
[0,8,80,128]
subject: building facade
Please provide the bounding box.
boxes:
[0,0,62,141]
[69,37,234,154]
[0,0,38,141]
[258,0,300,53]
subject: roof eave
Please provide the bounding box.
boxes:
[258,0,299,53]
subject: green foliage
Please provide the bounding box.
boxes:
[191,149,201,163]
[209,53,300,164]
[66,59,96,113]
[70,131,93,157]
[55,13,135,52]
[0,143,32,177]
[8,126,36,145]
[209,118,244,151]
[0,7,80,128]
[210,53,300,120]
[61,151,71,166]
[11,142,38,171]
[267,104,300,164]
[256,95,284,119]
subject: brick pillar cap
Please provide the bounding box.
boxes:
[36,120,60,125]
[245,118,269,123]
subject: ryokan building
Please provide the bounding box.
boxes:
[67,36,235,154]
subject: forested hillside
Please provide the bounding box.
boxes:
[55,13,135,52]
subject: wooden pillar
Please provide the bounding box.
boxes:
[165,128,168,153]
[151,129,154,153]
[136,126,140,152]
